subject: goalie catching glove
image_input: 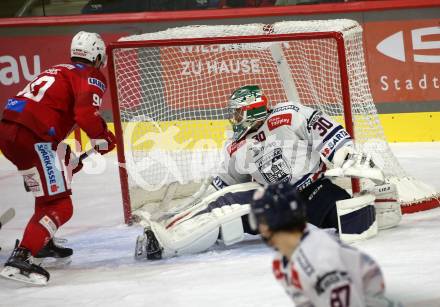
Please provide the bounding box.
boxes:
[323,146,385,183]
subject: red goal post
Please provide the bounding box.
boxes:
[107,20,439,224]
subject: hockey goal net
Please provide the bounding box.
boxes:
[108,19,439,224]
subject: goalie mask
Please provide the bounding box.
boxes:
[228,85,268,141]
[71,31,107,68]
[250,182,307,233]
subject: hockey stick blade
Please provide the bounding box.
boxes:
[0,208,15,229]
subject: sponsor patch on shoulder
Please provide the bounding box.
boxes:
[88,77,106,92]
[227,139,246,156]
[5,99,27,113]
[267,113,292,130]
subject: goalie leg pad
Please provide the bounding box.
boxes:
[369,183,402,230]
[337,194,378,244]
[164,182,259,229]
[215,204,249,245]
[150,204,250,258]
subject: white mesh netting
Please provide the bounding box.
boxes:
[111,19,439,217]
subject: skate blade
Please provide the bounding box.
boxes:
[134,234,147,260]
[0,266,48,286]
[33,256,72,268]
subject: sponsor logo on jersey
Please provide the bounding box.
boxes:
[44,68,61,75]
[88,77,106,92]
[321,129,350,158]
[297,248,315,276]
[267,113,292,131]
[35,143,66,196]
[315,270,351,295]
[271,104,299,114]
[5,98,26,113]
[227,138,246,156]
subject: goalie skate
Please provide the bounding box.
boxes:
[0,244,50,286]
[134,227,162,260]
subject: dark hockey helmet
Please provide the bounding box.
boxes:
[250,182,307,232]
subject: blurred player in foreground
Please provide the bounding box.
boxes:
[250,182,402,307]
[0,31,116,285]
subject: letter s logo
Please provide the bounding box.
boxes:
[412,27,440,63]
[376,26,440,63]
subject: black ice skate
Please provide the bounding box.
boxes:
[0,242,50,286]
[134,227,163,260]
[33,239,73,268]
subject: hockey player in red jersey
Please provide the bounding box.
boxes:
[250,182,402,307]
[0,31,116,285]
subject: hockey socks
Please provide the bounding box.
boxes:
[21,197,73,256]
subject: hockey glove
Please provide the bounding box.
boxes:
[64,144,84,174]
[324,146,385,183]
[92,130,116,155]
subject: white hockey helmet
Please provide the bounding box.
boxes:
[228,85,268,141]
[71,31,107,68]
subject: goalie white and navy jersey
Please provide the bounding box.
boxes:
[273,225,401,307]
[216,102,353,191]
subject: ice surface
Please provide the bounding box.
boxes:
[1,143,440,307]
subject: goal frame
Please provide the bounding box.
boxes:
[108,32,362,224]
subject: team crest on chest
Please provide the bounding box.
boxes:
[256,148,292,183]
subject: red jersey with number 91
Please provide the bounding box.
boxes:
[2,62,107,143]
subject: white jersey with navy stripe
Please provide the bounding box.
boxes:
[217,102,353,190]
[273,224,401,307]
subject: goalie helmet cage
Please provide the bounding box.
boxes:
[107,19,440,224]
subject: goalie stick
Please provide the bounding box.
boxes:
[0,208,15,230]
